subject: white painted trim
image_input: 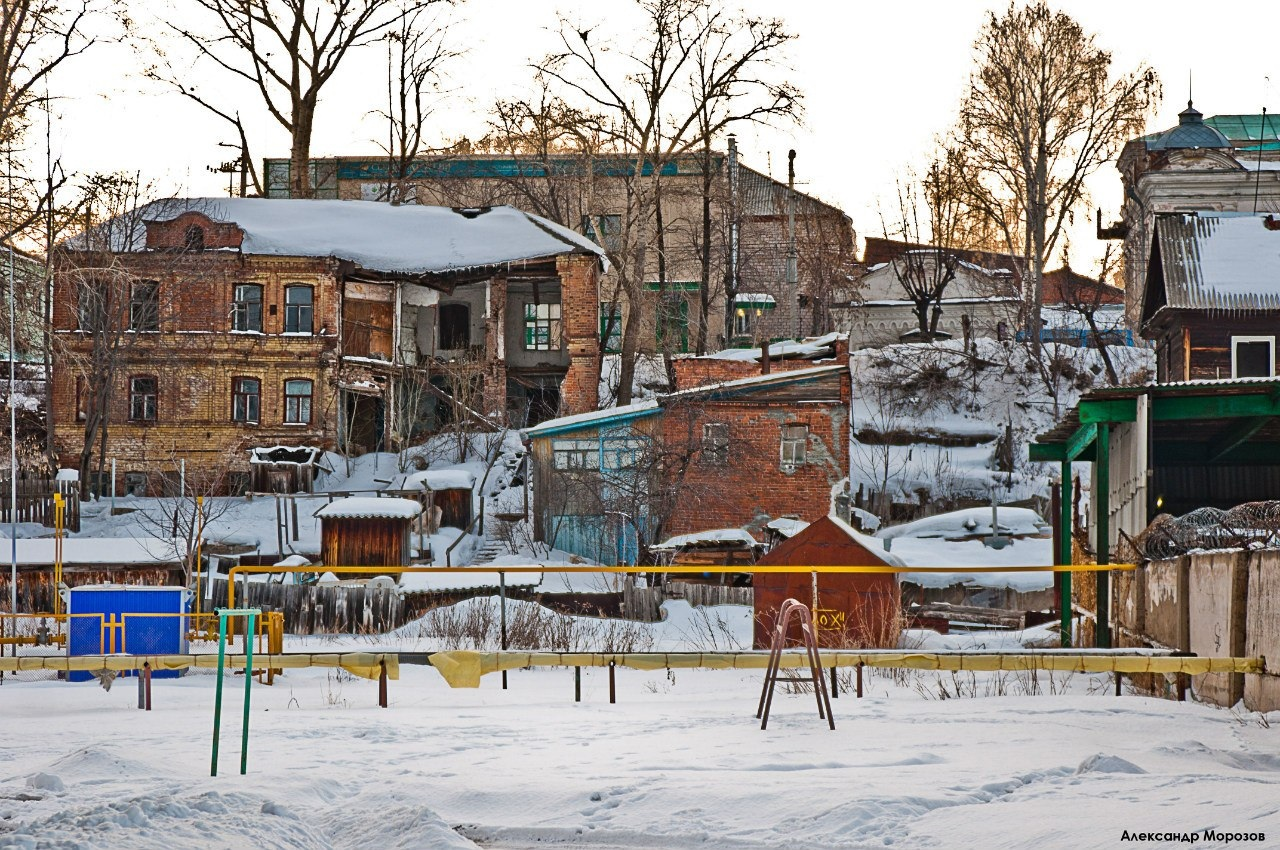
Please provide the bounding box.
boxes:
[1230,335,1276,378]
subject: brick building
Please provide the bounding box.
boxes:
[51,198,605,494]
[525,359,850,564]
[263,140,855,353]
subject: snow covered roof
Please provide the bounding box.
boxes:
[827,514,907,568]
[524,399,661,438]
[662,363,846,401]
[11,538,183,567]
[66,198,607,276]
[1147,213,1280,315]
[651,528,761,551]
[249,445,323,466]
[764,517,809,538]
[315,497,423,520]
[878,507,1051,542]
[405,468,476,491]
[696,332,844,362]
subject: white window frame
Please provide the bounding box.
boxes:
[780,423,808,470]
[1231,335,1276,378]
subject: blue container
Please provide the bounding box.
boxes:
[67,585,190,682]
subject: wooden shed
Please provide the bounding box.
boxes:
[316,497,423,568]
[249,445,323,494]
[753,515,902,649]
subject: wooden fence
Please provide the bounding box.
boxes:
[0,479,80,532]
[622,581,754,622]
[208,578,404,635]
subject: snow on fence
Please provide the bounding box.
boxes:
[622,581,753,622]
[208,578,404,636]
[0,478,80,532]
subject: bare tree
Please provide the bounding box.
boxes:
[164,0,447,198]
[372,5,457,205]
[539,0,800,405]
[1055,243,1121,385]
[956,1,1158,357]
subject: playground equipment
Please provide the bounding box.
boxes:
[757,599,834,730]
[210,608,260,777]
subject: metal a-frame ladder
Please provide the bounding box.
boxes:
[756,598,835,730]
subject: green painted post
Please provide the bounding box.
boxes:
[241,612,255,775]
[211,611,227,777]
[1059,460,1073,648]
[1096,424,1111,649]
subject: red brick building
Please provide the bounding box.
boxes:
[52,198,605,494]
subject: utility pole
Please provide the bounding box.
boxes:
[786,149,799,340]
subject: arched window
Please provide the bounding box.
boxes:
[284,284,314,334]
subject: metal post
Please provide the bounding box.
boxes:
[609,660,616,704]
[241,611,255,775]
[1059,460,1073,647]
[1096,423,1111,649]
[137,667,145,709]
[290,495,299,542]
[8,244,16,618]
[378,660,388,708]
[856,662,863,699]
[1114,670,1122,697]
[499,571,508,690]
[574,666,581,703]
[211,612,227,777]
[830,665,838,699]
[144,662,152,711]
[110,458,116,514]
[180,459,185,499]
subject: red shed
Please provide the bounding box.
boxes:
[753,514,902,649]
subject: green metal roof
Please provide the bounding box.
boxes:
[1204,114,1280,142]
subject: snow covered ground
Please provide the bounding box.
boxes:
[2,601,1278,849]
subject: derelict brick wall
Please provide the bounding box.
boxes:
[662,398,848,538]
[557,253,602,416]
[51,252,340,489]
[670,339,848,389]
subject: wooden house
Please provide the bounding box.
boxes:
[1142,212,1280,382]
[316,497,423,568]
[752,515,902,649]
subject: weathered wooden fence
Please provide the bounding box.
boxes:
[0,479,80,531]
[622,581,754,622]
[208,578,404,635]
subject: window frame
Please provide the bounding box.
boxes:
[283,284,314,335]
[128,374,158,423]
[283,378,313,425]
[780,422,808,469]
[232,283,264,333]
[599,303,622,354]
[1231,335,1275,379]
[438,302,471,350]
[231,376,261,424]
[552,438,600,470]
[129,280,160,332]
[523,302,563,351]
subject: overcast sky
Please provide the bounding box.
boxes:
[43,0,1280,274]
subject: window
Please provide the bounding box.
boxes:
[524,302,562,351]
[553,439,599,470]
[129,281,159,332]
[657,295,688,353]
[284,285,314,334]
[581,214,621,252]
[702,422,729,464]
[439,302,470,349]
[284,379,313,424]
[232,377,261,423]
[77,279,108,332]
[232,283,263,332]
[780,423,808,469]
[129,376,157,422]
[600,304,622,353]
[184,225,205,252]
[1232,336,1275,378]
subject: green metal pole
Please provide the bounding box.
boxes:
[241,612,255,775]
[1059,460,1073,648]
[1096,423,1111,649]
[211,611,227,777]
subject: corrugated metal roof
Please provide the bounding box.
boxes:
[1150,213,1280,312]
[1205,114,1280,143]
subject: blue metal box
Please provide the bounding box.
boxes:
[67,585,190,682]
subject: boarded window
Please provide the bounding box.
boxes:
[702,422,729,464]
[439,302,470,349]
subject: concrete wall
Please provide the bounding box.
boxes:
[1117,551,1275,712]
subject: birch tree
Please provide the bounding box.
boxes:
[956,2,1157,357]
